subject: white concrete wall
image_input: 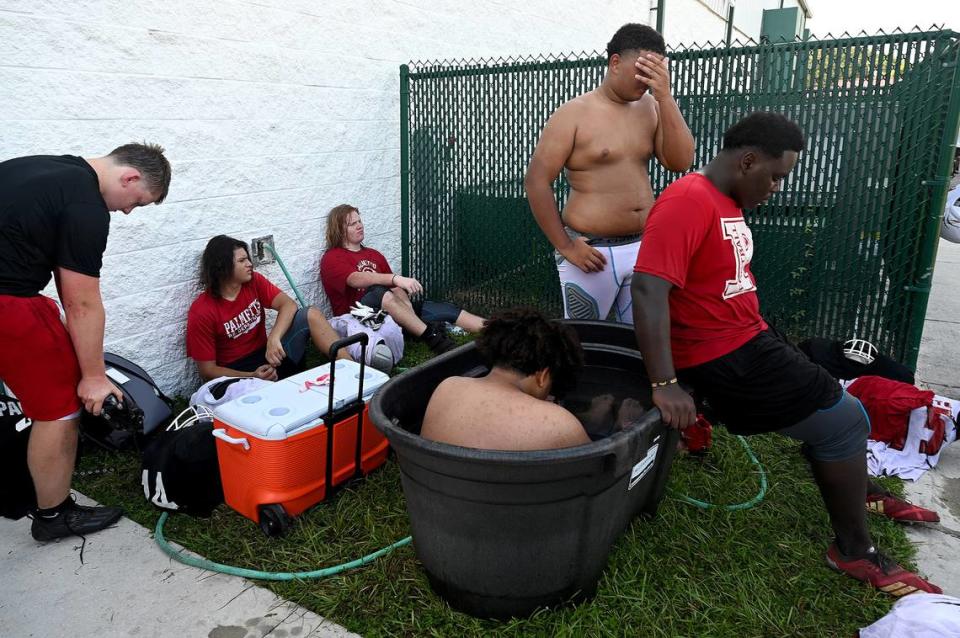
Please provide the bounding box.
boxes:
[664,0,752,47]
[664,0,814,47]
[0,0,664,396]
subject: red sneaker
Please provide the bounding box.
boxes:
[825,543,942,597]
[866,491,940,523]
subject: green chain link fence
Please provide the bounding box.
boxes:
[401,30,960,368]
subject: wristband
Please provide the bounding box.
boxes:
[650,377,678,390]
[391,274,398,287]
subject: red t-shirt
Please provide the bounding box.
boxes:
[320,246,392,316]
[186,272,282,365]
[633,173,768,368]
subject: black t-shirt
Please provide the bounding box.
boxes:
[0,155,110,296]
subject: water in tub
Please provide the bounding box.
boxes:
[560,364,652,440]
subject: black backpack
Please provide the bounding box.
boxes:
[798,337,915,384]
[0,391,35,520]
[140,408,224,516]
[81,353,175,451]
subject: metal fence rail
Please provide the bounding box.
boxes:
[401,30,960,367]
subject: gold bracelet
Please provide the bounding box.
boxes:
[650,377,678,389]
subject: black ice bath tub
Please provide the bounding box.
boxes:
[370,323,678,618]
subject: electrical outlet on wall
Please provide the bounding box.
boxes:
[251,235,276,266]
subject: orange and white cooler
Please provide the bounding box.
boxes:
[211,359,390,534]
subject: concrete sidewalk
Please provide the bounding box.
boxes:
[907,238,960,595]
[917,239,960,398]
[0,494,357,638]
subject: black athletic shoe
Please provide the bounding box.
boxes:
[30,495,124,542]
[420,324,456,354]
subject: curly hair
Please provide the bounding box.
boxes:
[476,308,584,398]
[723,112,806,158]
[199,235,249,298]
[606,23,666,61]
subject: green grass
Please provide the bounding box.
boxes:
[74,336,912,638]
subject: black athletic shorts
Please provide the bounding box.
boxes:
[678,326,841,435]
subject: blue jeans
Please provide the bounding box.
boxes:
[359,285,462,324]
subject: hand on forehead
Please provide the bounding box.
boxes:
[637,51,665,62]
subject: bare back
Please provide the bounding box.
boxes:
[420,376,589,451]
[560,91,659,236]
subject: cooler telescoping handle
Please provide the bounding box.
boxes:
[327,333,369,362]
[212,428,250,451]
[327,333,369,416]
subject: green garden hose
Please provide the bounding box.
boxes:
[154,512,411,581]
[671,435,768,511]
[262,243,308,309]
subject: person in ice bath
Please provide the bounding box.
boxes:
[421,308,645,451]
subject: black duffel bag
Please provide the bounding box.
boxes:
[140,407,223,516]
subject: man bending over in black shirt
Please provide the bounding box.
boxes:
[0,144,171,542]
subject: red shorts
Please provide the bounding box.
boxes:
[0,295,82,421]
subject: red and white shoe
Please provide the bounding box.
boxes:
[825,543,942,597]
[866,491,940,523]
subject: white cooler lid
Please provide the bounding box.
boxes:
[212,360,389,440]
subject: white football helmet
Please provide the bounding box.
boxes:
[843,338,877,365]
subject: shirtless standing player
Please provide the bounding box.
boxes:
[525,23,694,323]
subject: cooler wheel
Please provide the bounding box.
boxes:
[258,504,291,537]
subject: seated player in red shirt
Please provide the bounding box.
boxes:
[631,112,940,597]
[187,235,348,382]
[320,204,486,355]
